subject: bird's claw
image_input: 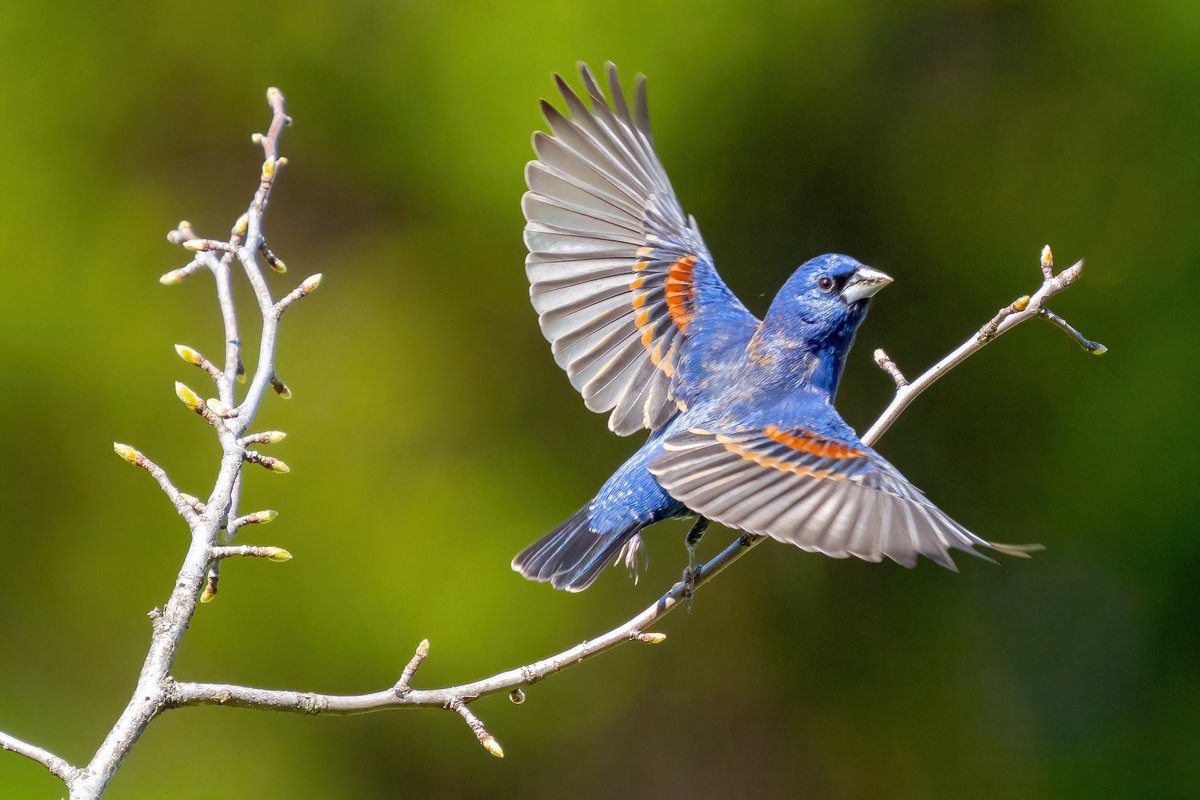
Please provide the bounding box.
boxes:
[682,565,700,614]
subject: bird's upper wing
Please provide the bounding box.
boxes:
[524,62,758,436]
[649,423,1038,569]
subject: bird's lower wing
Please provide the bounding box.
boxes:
[649,426,1038,569]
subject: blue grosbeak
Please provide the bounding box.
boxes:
[513,63,1034,591]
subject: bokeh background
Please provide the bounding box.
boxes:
[1,1,1197,798]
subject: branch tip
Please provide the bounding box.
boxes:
[244,450,291,473]
[275,274,322,314]
[1057,259,1084,286]
[182,238,231,254]
[210,545,291,562]
[1039,307,1107,355]
[873,348,909,388]
[481,736,505,759]
[174,381,203,411]
[238,430,287,446]
[113,443,142,463]
[449,700,504,759]
[270,375,293,399]
[232,509,279,527]
[159,260,205,285]
[174,344,202,365]
[260,242,287,274]
[397,639,431,692]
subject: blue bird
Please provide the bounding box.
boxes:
[513,63,1035,591]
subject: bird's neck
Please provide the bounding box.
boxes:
[745,321,852,399]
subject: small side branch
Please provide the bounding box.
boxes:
[447,699,504,758]
[1039,307,1108,354]
[112,444,197,522]
[395,639,431,694]
[0,731,76,784]
[872,348,908,388]
[209,545,291,562]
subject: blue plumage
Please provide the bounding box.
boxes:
[513,64,1035,591]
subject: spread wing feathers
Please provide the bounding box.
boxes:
[524,61,757,436]
[650,427,1040,569]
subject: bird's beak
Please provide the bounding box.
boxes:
[841,266,893,305]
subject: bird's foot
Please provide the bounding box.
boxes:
[681,517,710,614]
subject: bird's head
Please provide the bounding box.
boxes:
[765,254,892,351]
[752,254,892,397]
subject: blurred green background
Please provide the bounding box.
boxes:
[1,0,1196,797]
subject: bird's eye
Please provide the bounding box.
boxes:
[817,276,836,292]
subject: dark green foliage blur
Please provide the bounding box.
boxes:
[1,1,1196,797]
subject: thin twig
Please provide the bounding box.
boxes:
[174,344,224,383]
[111,444,198,523]
[0,731,77,783]
[237,431,287,447]
[1039,307,1108,354]
[209,545,291,562]
[396,640,431,694]
[872,348,908,388]
[158,259,205,286]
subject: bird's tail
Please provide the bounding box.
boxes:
[512,505,642,592]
